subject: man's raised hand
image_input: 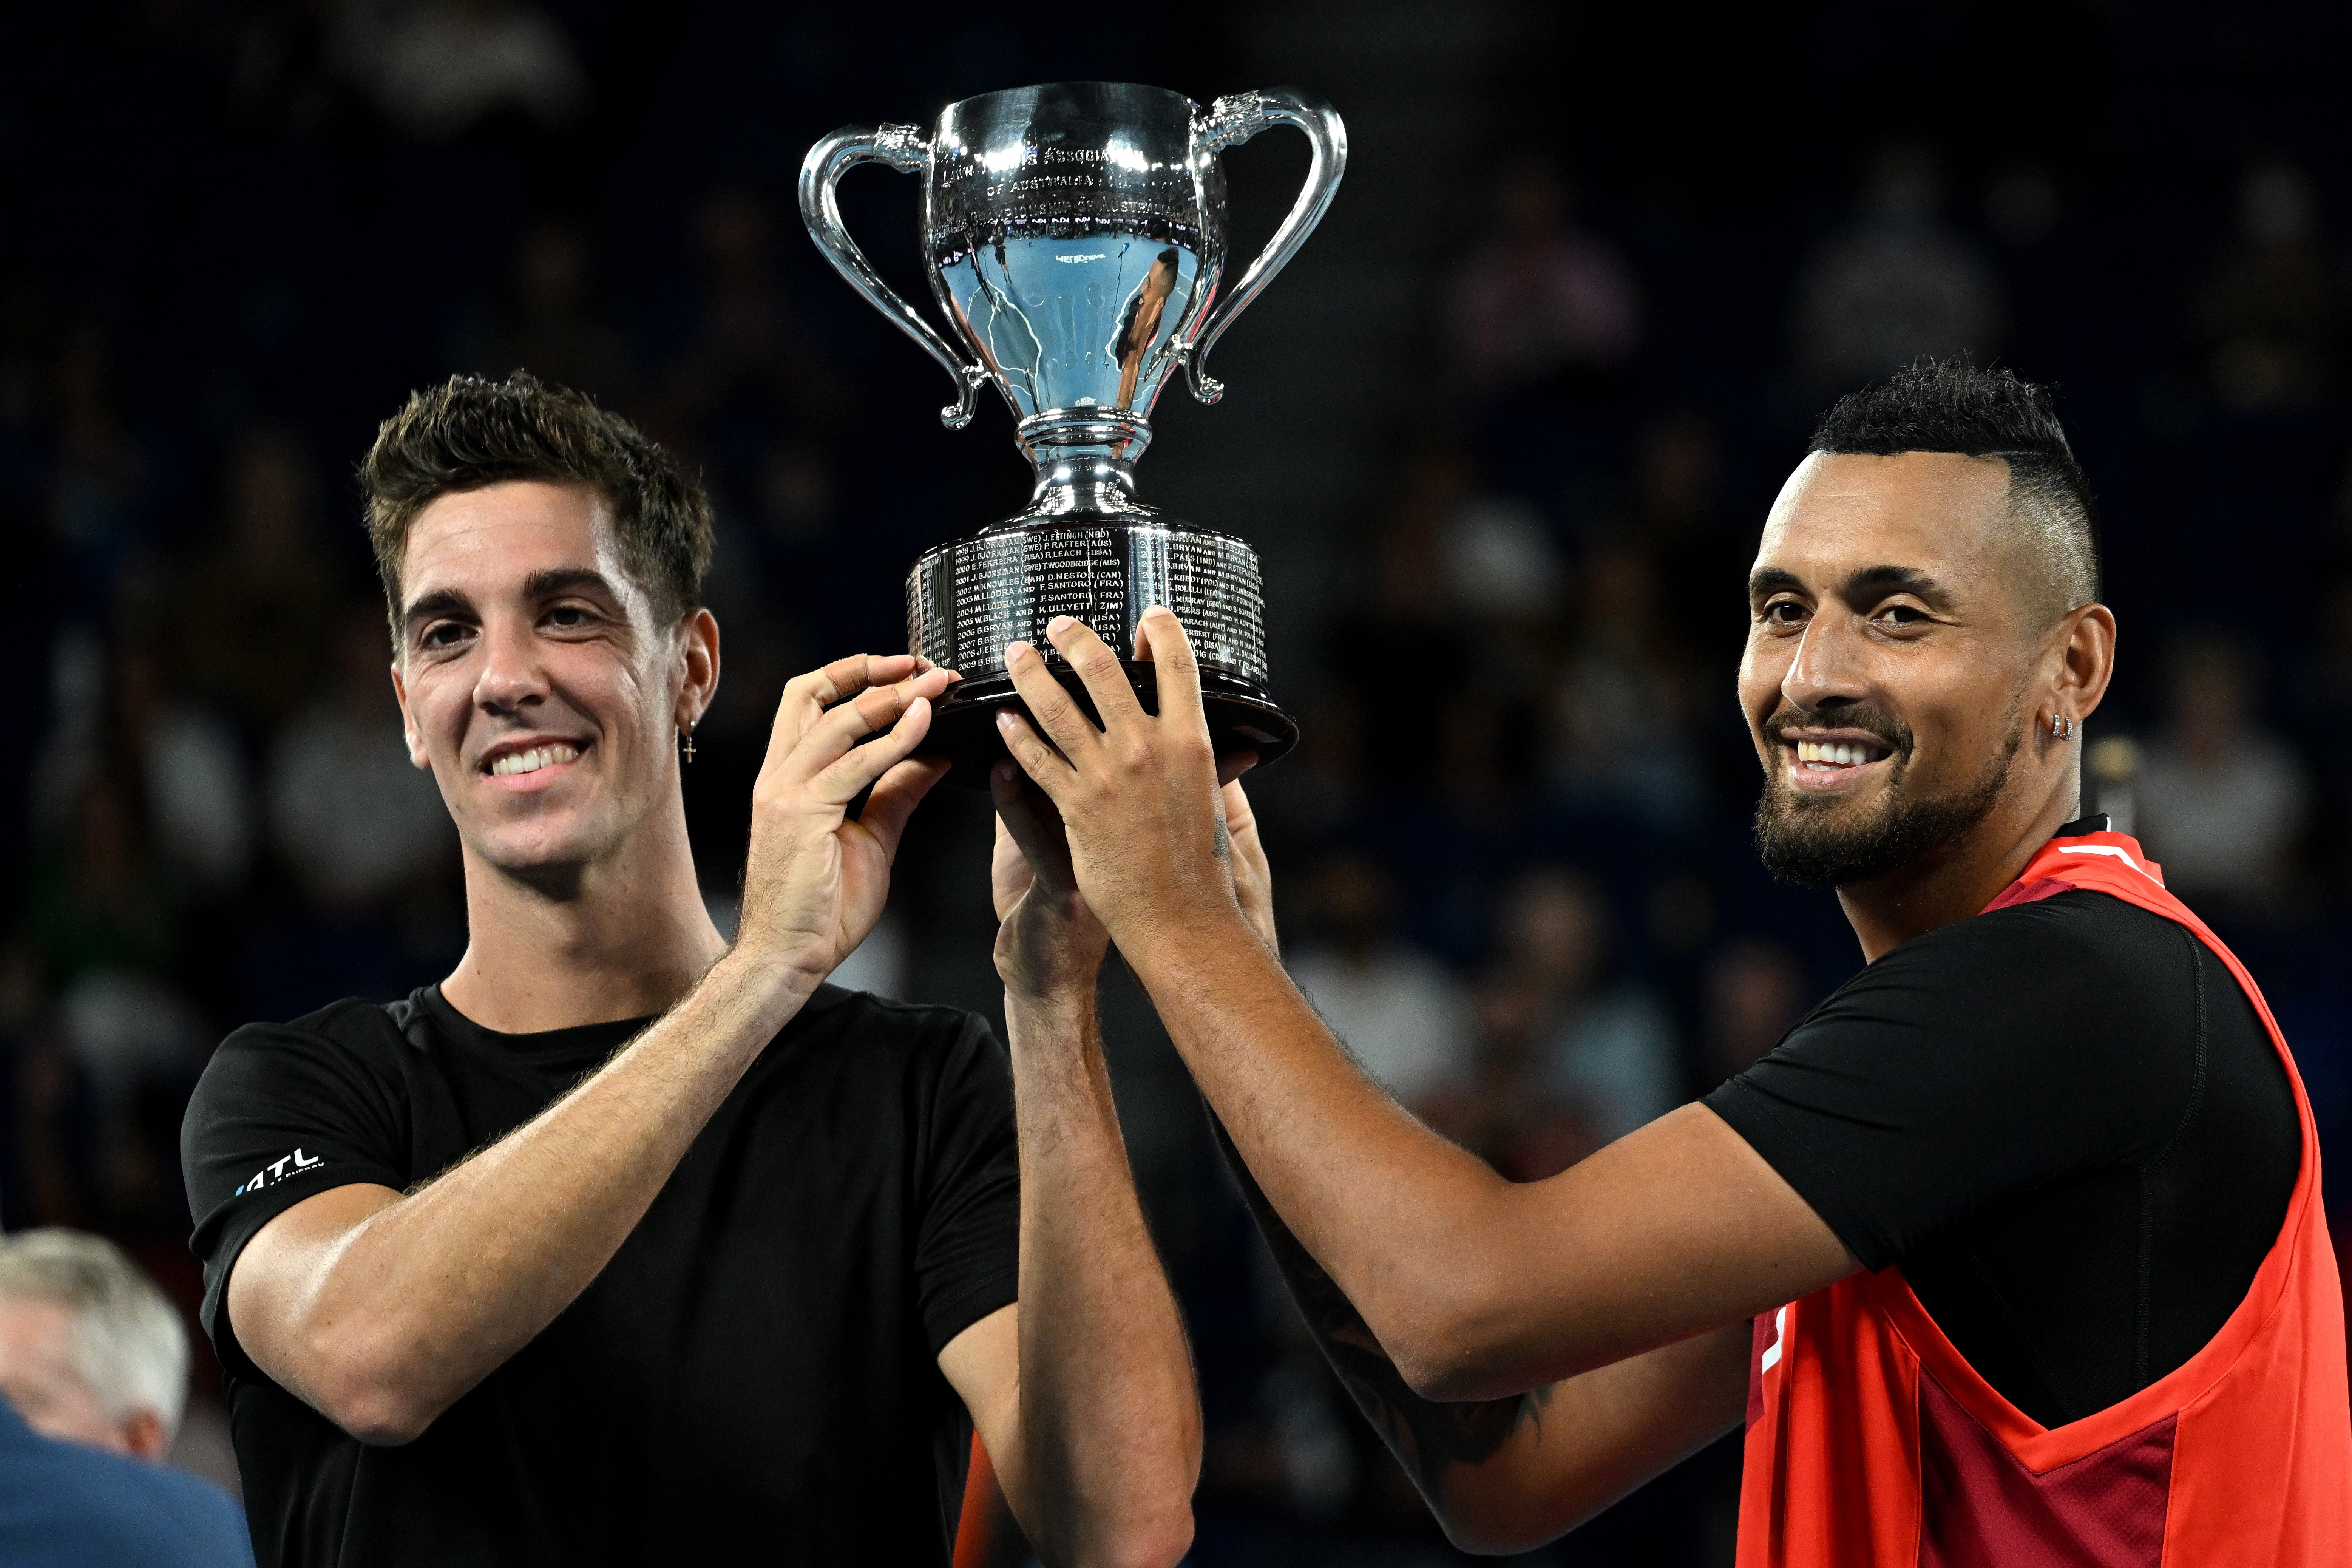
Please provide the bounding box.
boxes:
[735,653,953,986]
[989,765,1110,1004]
[995,607,1246,947]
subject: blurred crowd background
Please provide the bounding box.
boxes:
[5,3,2352,1564]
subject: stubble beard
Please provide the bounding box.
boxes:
[1753,706,2023,889]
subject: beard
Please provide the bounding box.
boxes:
[1753,701,2022,888]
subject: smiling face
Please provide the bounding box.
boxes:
[1739,451,2051,888]
[391,480,716,887]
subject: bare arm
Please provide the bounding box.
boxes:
[1214,1112,1746,1551]
[937,771,1201,1568]
[995,611,1855,1406]
[1206,780,1748,1551]
[228,655,955,1443]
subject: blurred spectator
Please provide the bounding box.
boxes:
[119,645,254,899]
[1541,540,1705,828]
[1633,408,1730,569]
[267,605,456,909]
[2135,632,2311,910]
[1285,851,1472,1106]
[479,221,636,406]
[22,757,207,1227]
[334,0,588,141]
[25,776,178,990]
[1506,869,1679,1143]
[0,1230,252,1566]
[184,425,337,736]
[1439,158,1640,399]
[0,1229,188,1461]
[32,630,251,900]
[1422,973,1593,1181]
[2199,161,2339,414]
[1793,145,2004,389]
[1700,938,1809,1084]
[1436,488,1563,626]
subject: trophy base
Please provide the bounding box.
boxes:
[920,662,1299,789]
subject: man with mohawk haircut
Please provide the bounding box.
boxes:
[991,361,2352,1565]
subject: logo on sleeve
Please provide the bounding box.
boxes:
[234,1148,325,1196]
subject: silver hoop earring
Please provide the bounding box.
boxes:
[2049,714,2075,740]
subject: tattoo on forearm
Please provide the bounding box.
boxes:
[1207,1114,1553,1499]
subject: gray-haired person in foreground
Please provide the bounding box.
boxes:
[0,1228,191,1460]
[0,1228,253,1566]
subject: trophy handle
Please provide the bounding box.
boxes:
[1184,88,1348,405]
[798,124,988,429]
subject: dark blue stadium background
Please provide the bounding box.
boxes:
[5,4,2350,1563]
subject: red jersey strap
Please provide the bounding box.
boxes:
[1737,826,2352,1568]
[1873,828,2324,1470]
[1981,829,2165,913]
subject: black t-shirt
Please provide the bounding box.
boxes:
[1706,865,2301,1430]
[181,983,1020,1568]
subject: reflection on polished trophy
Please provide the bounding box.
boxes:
[799,81,1345,780]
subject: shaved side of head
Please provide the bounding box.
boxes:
[1810,361,2100,632]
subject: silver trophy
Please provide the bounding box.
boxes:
[800,80,1345,781]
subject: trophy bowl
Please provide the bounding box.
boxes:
[801,80,1345,784]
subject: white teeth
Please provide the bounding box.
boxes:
[491,743,580,777]
[1793,740,1884,768]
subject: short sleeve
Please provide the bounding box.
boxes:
[1702,892,2192,1270]
[910,1013,1021,1355]
[181,1003,414,1368]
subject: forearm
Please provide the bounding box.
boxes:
[1214,1117,1747,1552]
[1207,1114,1532,1497]
[1004,987,1199,1568]
[266,952,808,1435]
[1122,911,1538,1384]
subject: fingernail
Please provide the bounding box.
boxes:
[1004,640,1030,663]
[1144,603,1170,616]
[994,759,1015,780]
[996,710,1016,729]
[1047,615,1073,635]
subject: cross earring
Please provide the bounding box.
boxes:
[681,722,697,763]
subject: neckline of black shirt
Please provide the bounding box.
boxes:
[416,983,652,1068]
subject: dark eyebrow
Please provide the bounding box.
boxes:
[1746,563,1956,610]
[401,587,473,634]
[522,567,622,601]
[1842,564,1954,608]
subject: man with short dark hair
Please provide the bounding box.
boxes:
[181,373,1200,1567]
[988,361,2352,1563]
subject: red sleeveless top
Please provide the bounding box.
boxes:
[1736,829,2352,1568]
